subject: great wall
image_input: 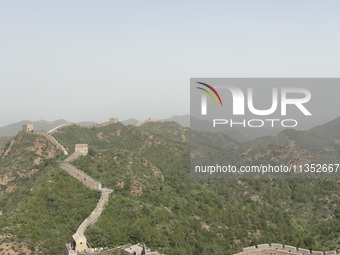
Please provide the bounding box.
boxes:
[56,162,102,191]
[235,244,338,255]
[21,122,339,255]
[134,118,157,127]
[23,121,163,255]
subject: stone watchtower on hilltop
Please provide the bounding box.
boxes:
[75,144,88,156]
[109,118,118,123]
[22,124,33,132]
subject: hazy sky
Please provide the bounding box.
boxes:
[1,1,340,126]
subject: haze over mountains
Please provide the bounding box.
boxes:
[309,117,340,141]
[0,116,188,138]
[1,114,339,143]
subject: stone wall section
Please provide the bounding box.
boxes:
[134,118,157,127]
[33,131,68,155]
[47,123,74,134]
[76,188,113,236]
[56,162,102,191]
[64,152,81,163]
[234,244,338,255]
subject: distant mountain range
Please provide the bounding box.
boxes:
[1,115,340,144]
[0,116,184,138]
[0,119,68,137]
[159,114,190,127]
[120,118,140,125]
[0,119,130,137]
[308,117,340,141]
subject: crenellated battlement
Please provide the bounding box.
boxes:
[134,118,157,127]
[235,244,338,255]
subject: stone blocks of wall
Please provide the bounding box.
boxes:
[134,118,157,127]
[271,244,284,250]
[313,252,325,255]
[285,245,297,252]
[64,152,80,163]
[238,244,338,255]
[57,162,102,191]
[325,252,338,255]
[257,244,270,249]
[76,188,112,235]
[34,131,68,155]
[47,123,74,134]
[299,249,311,255]
[243,246,257,252]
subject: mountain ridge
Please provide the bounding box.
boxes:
[309,117,340,141]
[0,121,339,254]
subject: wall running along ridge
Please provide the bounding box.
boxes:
[33,130,68,155]
[30,130,336,255]
[55,162,102,191]
[235,244,338,255]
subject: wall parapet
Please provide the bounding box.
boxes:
[76,188,112,236]
[134,118,157,127]
[64,152,81,163]
[47,123,74,134]
[33,131,68,155]
[55,161,102,191]
[237,244,338,255]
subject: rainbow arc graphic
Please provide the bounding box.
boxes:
[196,82,223,115]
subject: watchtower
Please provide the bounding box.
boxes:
[72,232,87,252]
[147,118,157,123]
[22,124,33,132]
[109,118,118,123]
[75,144,88,156]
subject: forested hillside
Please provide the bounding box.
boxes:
[0,122,339,255]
